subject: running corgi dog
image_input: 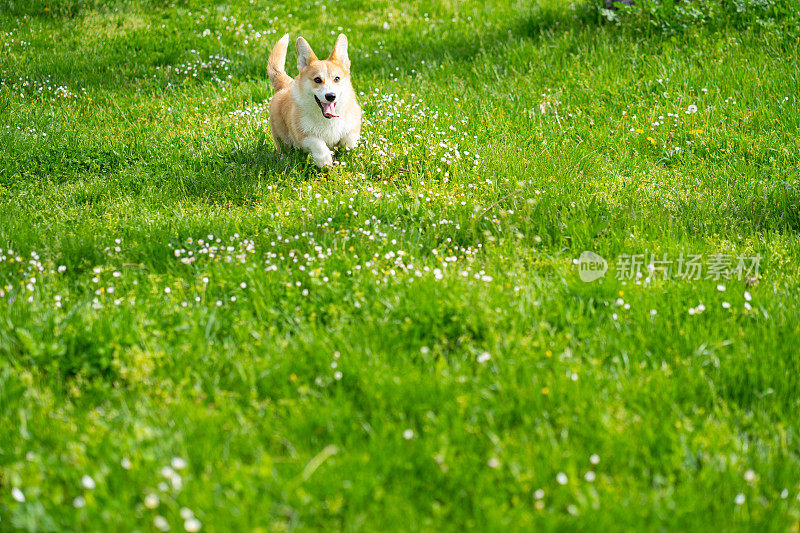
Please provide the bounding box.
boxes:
[267,33,362,168]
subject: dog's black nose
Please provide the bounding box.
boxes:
[324,93,336,102]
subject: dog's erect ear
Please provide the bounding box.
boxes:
[328,33,350,70]
[296,37,317,72]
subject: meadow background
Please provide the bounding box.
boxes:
[1,0,799,530]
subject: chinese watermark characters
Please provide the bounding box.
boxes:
[578,252,761,282]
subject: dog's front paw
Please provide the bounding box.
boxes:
[341,133,359,150]
[313,150,334,168]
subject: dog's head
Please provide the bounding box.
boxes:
[295,34,353,119]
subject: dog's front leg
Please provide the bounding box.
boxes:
[341,129,360,150]
[302,137,334,168]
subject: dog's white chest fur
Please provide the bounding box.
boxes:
[296,98,355,149]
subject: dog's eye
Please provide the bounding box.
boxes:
[313,77,322,84]
[334,76,340,82]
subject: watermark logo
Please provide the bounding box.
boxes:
[578,251,608,282]
[577,251,761,283]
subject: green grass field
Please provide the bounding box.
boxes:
[1,0,800,530]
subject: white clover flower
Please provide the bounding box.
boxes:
[81,475,96,489]
[144,493,160,508]
[556,473,568,485]
[11,487,25,502]
[154,515,170,531]
[403,429,414,440]
[184,517,202,532]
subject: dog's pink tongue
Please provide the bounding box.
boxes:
[321,101,338,117]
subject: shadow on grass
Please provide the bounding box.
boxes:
[0,0,164,18]
[174,136,329,203]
